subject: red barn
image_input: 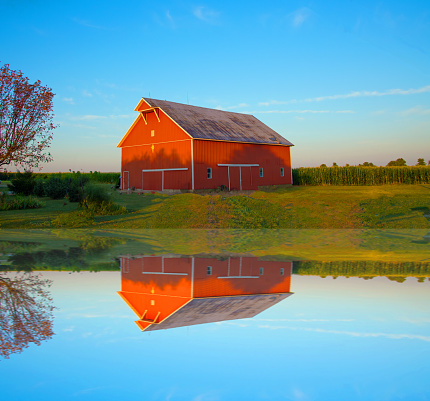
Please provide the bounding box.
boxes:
[118,255,293,331]
[117,98,294,191]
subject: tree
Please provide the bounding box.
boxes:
[387,158,407,166]
[0,272,55,359]
[416,158,426,166]
[0,63,56,169]
[359,162,375,167]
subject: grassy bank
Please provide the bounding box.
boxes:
[0,184,429,229]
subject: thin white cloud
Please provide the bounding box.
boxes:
[259,99,297,106]
[71,115,108,121]
[193,6,219,23]
[258,325,430,342]
[72,18,106,30]
[253,109,354,114]
[259,85,430,106]
[63,97,74,104]
[289,7,312,27]
[402,105,430,116]
[82,90,93,97]
[305,85,430,102]
[256,318,355,322]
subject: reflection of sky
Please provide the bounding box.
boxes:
[1,272,429,401]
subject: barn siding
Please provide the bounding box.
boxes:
[193,140,292,190]
[120,107,192,190]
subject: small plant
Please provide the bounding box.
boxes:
[84,183,110,204]
[50,209,94,228]
[7,171,36,196]
[0,194,45,210]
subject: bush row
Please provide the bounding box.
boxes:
[0,171,120,184]
[292,166,430,186]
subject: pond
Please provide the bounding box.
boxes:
[1,229,429,401]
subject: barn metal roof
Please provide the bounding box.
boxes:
[143,98,294,146]
[144,293,292,331]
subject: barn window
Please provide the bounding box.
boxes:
[151,130,155,137]
[259,168,263,177]
[207,168,212,179]
[207,266,212,275]
[280,167,284,177]
[280,268,284,276]
[259,267,264,275]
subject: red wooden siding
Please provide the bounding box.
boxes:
[193,140,292,190]
[120,107,192,190]
[118,255,292,331]
[118,98,293,191]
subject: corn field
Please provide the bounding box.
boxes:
[292,166,430,185]
[0,171,120,184]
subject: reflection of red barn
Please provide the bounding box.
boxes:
[118,255,293,331]
[117,98,294,191]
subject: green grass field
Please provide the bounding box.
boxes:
[0,184,429,229]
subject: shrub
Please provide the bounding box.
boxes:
[85,200,127,216]
[83,183,110,204]
[33,179,46,197]
[44,176,68,199]
[0,194,45,210]
[7,171,36,196]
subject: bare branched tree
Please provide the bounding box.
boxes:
[0,272,55,359]
[0,63,56,169]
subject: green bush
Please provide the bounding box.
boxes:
[33,179,46,197]
[0,194,45,210]
[85,200,127,216]
[7,171,36,196]
[44,176,68,199]
[83,183,110,204]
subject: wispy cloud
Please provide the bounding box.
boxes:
[259,99,297,106]
[70,115,107,121]
[82,90,93,97]
[72,18,106,30]
[216,103,250,110]
[252,109,354,114]
[289,7,312,28]
[259,85,430,106]
[193,6,219,24]
[63,97,74,104]
[401,105,430,116]
[258,325,430,342]
[305,85,430,102]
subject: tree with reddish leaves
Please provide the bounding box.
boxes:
[0,272,55,359]
[0,63,56,169]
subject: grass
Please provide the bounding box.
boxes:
[0,184,429,229]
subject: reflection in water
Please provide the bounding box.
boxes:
[118,255,293,331]
[0,273,55,359]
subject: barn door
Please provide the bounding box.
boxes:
[229,167,241,190]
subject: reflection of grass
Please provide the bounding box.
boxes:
[0,185,429,229]
[1,228,430,263]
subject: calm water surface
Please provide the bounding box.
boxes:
[1,230,429,401]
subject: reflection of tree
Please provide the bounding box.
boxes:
[0,273,55,359]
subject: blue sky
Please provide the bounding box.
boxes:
[1,0,429,171]
[2,272,429,400]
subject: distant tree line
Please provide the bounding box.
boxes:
[294,260,430,282]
